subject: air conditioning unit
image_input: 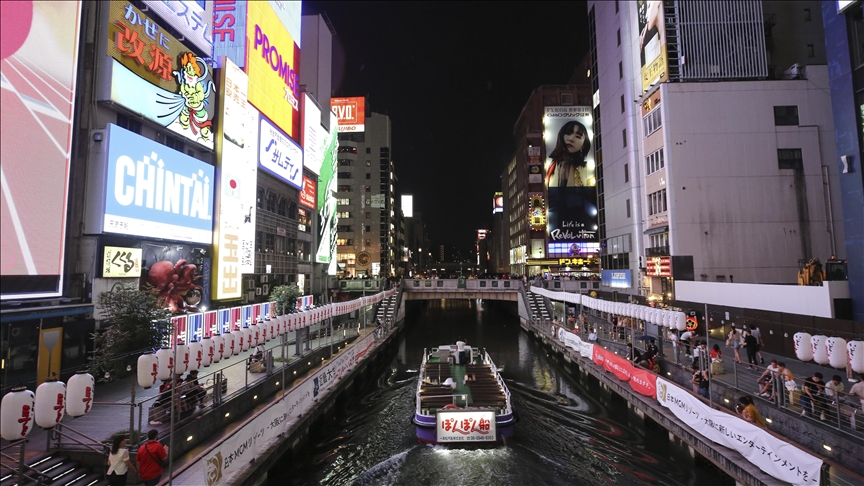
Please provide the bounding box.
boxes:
[262,284,269,295]
[255,287,262,296]
[260,275,268,283]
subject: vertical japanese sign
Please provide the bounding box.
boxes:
[637,0,669,91]
[316,112,339,274]
[258,115,303,189]
[543,106,597,244]
[106,2,216,149]
[142,1,214,57]
[246,0,301,141]
[213,58,257,300]
[300,177,316,209]
[0,0,82,299]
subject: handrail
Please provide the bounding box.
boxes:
[52,423,110,456]
[0,443,53,485]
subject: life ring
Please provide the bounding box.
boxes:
[443,404,459,410]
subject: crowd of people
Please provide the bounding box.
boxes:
[148,370,207,425]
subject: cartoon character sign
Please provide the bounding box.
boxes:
[174,52,214,141]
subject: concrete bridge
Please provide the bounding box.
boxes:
[399,279,531,321]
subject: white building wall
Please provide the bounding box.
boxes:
[663,65,841,284]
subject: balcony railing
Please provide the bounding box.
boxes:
[646,246,669,257]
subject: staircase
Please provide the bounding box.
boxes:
[527,292,551,321]
[0,451,107,486]
[375,295,398,324]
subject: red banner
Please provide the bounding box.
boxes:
[629,367,657,399]
[300,176,316,209]
[592,345,607,368]
[603,349,633,382]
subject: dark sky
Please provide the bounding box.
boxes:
[304,1,589,256]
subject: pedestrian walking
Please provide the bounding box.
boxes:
[136,429,168,486]
[750,325,765,364]
[727,325,742,364]
[107,435,137,486]
[744,331,759,370]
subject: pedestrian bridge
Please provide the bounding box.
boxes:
[400,279,530,320]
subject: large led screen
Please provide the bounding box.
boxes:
[1,1,82,299]
[104,124,215,244]
[637,0,669,91]
[543,106,597,244]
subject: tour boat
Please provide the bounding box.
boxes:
[413,342,515,443]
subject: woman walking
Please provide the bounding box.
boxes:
[727,324,742,364]
[106,435,137,486]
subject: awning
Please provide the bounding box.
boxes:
[0,304,93,324]
[643,225,669,235]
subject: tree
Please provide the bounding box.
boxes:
[270,284,302,315]
[90,283,172,381]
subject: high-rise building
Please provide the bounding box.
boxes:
[335,112,397,278]
[821,0,864,320]
[588,0,843,303]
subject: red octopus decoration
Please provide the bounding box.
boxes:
[143,259,203,313]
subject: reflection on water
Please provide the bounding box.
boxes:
[269,300,733,486]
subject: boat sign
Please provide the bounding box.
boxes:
[436,409,496,442]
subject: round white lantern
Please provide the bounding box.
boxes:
[1,387,36,440]
[174,343,189,374]
[66,371,95,417]
[251,324,262,346]
[811,335,828,365]
[201,337,215,368]
[155,347,174,380]
[826,337,847,369]
[260,322,269,343]
[268,320,276,341]
[229,330,242,357]
[793,333,813,361]
[847,341,864,374]
[675,312,687,331]
[35,380,66,429]
[241,327,253,351]
[137,353,159,388]
[187,341,204,371]
[211,334,225,363]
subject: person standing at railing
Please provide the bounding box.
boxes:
[824,375,845,422]
[736,396,766,428]
[800,372,825,418]
[848,375,864,414]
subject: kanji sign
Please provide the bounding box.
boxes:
[142,1,214,57]
[436,410,496,442]
[102,246,142,277]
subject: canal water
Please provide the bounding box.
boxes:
[268,300,734,486]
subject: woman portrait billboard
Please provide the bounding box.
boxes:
[544,107,597,245]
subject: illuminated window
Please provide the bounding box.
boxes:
[337,212,351,218]
[337,185,352,193]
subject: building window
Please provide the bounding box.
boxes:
[365,185,371,193]
[620,94,625,113]
[626,198,631,218]
[624,163,629,183]
[277,198,287,216]
[615,0,619,13]
[777,149,803,169]
[647,189,668,215]
[646,148,664,175]
[366,173,371,179]
[366,160,372,167]
[257,187,264,209]
[116,113,142,134]
[337,211,351,218]
[561,93,574,105]
[337,185,352,193]
[617,29,621,46]
[338,159,354,167]
[773,106,799,126]
[266,193,276,213]
[643,108,662,136]
[366,147,371,154]
[365,225,371,232]
[804,8,811,21]
[618,61,623,79]
[807,44,815,57]
[622,128,627,148]
[338,146,357,154]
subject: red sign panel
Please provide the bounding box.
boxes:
[646,256,672,277]
[300,176,316,209]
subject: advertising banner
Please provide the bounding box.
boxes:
[106,2,216,149]
[258,115,303,189]
[436,410,496,442]
[543,106,597,244]
[102,246,142,277]
[246,1,301,141]
[646,256,671,277]
[213,58,258,300]
[1,0,82,299]
[528,193,546,231]
[637,0,669,91]
[629,367,656,399]
[300,176,316,209]
[655,378,822,484]
[142,0,214,57]
[301,93,323,175]
[316,112,339,273]
[492,192,503,214]
[601,270,632,288]
[331,97,366,132]
[212,0,248,69]
[401,195,413,217]
[104,124,215,243]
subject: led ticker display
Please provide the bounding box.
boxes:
[646,256,672,277]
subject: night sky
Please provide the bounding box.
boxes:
[304,1,589,256]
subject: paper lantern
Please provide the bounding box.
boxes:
[793,333,813,361]
[187,341,204,371]
[1,387,36,440]
[201,337,215,368]
[137,353,159,388]
[155,347,174,380]
[241,327,253,351]
[847,341,864,374]
[226,331,239,358]
[174,343,190,374]
[675,312,687,331]
[211,334,225,363]
[811,335,828,365]
[35,380,66,429]
[250,324,260,346]
[825,337,847,369]
[268,320,276,341]
[66,372,95,417]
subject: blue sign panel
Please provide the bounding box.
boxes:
[601,269,632,289]
[105,124,215,243]
[258,115,303,189]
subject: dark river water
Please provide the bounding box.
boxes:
[268,299,734,486]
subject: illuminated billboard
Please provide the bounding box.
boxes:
[213,58,258,300]
[543,107,597,244]
[493,192,504,214]
[106,2,216,150]
[1,0,82,299]
[637,0,669,91]
[103,124,215,243]
[213,0,249,68]
[142,0,214,56]
[258,115,303,189]
[331,97,366,132]
[246,1,301,141]
[316,112,340,274]
[401,194,414,218]
[102,246,142,278]
[300,176,316,209]
[302,93,324,175]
